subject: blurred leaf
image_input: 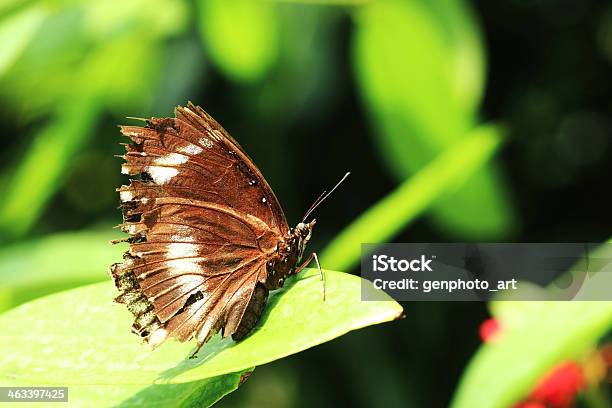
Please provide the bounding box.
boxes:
[452,241,612,408]
[0,97,100,238]
[353,0,515,238]
[197,0,280,82]
[422,0,485,114]
[272,0,370,3]
[0,0,27,16]
[80,0,188,113]
[452,301,612,408]
[77,32,163,112]
[0,3,49,77]
[0,228,124,312]
[0,269,402,388]
[353,0,481,154]
[83,0,187,40]
[0,0,187,114]
[321,124,503,272]
[0,9,90,113]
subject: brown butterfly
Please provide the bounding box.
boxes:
[109,102,348,357]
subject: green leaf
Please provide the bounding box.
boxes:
[321,124,503,272]
[0,270,402,400]
[0,4,49,77]
[0,228,124,312]
[352,0,515,238]
[451,242,612,408]
[197,0,280,83]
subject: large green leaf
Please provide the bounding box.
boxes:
[0,269,402,404]
[321,124,503,272]
[352,0,515,238]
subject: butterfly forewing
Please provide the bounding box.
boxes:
[111,103,289,349]
[119,104,287,233]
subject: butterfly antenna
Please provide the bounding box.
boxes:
[302,172,350,222]
[302,190,327,220]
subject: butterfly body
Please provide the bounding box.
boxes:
[110,103,317,355]
[264,220,315,290]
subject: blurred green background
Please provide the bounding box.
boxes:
[1,0,611,406]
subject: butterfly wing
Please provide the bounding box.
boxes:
[110,103,288,349]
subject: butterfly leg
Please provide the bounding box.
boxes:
[294,252,313,275]
[313,252,325,302]
[295,252,325,301]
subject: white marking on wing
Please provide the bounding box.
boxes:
[199,137,213,148]
[154,153,188,166]
[180,144,203,155]
[167,259,203,274]
[120,190,133,202]
[147,166,178,184]
[148,328,168,348]
[167,243,199,259]
[170,233,195,243]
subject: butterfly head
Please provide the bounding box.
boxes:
[295,219,316,260]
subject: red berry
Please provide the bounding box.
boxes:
[479,318,502,343]
[530,362,585,408]
[514,402,547,408]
